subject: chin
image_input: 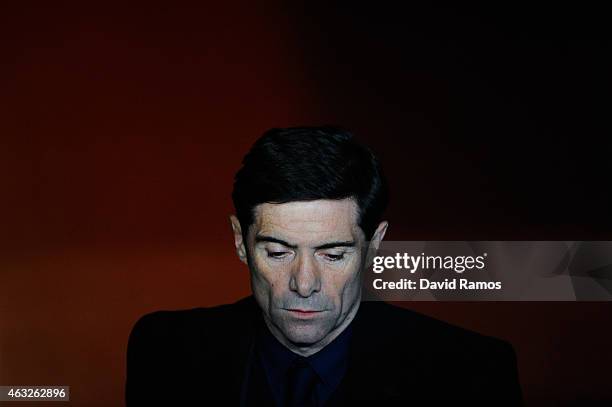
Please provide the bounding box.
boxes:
[281,323,331,346]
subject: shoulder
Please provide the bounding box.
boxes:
[356,301,516,362]
[130,296,256,328]
[127,296,257,351]
[126,297,258,404]
[354,302,522,405]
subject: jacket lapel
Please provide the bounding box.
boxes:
[333,301,426,405]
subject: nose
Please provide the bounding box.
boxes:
[289,252,321,297]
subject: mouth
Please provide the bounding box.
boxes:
[284,309,325,318]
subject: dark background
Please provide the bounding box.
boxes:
[1,2,611,406]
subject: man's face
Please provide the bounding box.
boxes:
[231,199,385,353]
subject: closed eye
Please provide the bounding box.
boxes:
[267,251,291,259]
[323,253,345,262]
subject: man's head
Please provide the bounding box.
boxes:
[230,127,388,355]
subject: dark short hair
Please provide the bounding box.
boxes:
[232,126,388,241]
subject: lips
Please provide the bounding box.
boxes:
[285,309,324,317]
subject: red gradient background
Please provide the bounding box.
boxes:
[2,3,611,406]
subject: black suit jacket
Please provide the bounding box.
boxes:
[126,296,523,406]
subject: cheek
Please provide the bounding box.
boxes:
[251,256,288,294]
[323,260,362,300]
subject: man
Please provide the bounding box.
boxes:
[126,127,523,406]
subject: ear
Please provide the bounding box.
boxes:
[365,221,388,267]
[229,215,248,265]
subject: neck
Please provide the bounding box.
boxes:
[263,300,361,357]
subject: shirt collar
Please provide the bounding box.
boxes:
[256,317,354,403]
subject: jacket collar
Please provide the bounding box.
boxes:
[225,297,426,405]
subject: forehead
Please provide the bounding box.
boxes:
[251,199,361,245]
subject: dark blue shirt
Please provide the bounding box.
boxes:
[256,321,353,406]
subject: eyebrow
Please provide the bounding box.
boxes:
[254,234,356,250]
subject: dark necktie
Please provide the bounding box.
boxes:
[286,358,319,407]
